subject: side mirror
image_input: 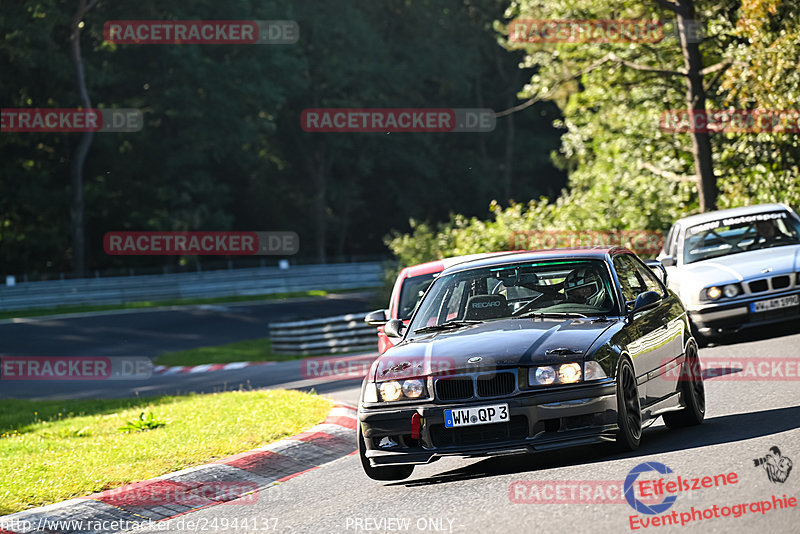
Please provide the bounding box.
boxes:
[630,291,662,317]
[364,309,389,326]
[644,260,668,286]
[383,319,405,338]
[659,255,676,267]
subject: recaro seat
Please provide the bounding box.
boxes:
[464,294,510,320]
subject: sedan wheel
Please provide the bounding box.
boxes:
[663,344,705,428]
[615,358,642,451]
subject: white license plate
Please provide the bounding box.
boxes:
[750,294,799,313]
[444,404,509,428]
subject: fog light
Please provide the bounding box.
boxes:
[531,366,556,385]
[401,379,425,399]
[379,381,402,401]
[723,284,739,298]
[707,286,722,300]
[559,363,582,383]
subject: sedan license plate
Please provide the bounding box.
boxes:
[444,404,509,428]
[750,294,799,313]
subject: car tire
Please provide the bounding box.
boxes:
[615,358,642,451]
[663,343,705,429]
[358,426,415,481]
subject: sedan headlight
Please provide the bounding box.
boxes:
[705,286,722,300]
[723,284,740,298]
[558,363,582,383]
[373,379,428,402]
[529,361,607,386]
[379,381,403,401]
[401,379,425,399]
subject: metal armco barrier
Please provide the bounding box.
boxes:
[270,312,378,355]
[0,262,383,311]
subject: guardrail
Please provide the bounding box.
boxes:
[0,262,383,311]
[270,312,378,355]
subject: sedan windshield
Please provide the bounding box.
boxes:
[407,259,616,333]
[683,211,800,264]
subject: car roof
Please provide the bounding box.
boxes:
[401,251,518,278]
[674,203,793,228]
[439,247,632,275]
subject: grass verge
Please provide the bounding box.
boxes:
[0,288,371,321]
[0,389,331,515]
[154,337,373,366]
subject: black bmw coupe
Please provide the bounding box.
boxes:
[358,247,705,480]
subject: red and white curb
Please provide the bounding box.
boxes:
[0,404,357,534]
[153,361,275,375]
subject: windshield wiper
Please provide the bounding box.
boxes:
[414,320,482,333]
[523,312,588,319]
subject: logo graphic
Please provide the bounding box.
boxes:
[624,462,678,515]
[467,356,482,364]
[753,446,793,483]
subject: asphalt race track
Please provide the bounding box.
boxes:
[3,309,800,533]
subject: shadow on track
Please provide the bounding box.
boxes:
[703,320,800,348]
[391,405,800,488]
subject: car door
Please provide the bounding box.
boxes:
[613,253,680,407]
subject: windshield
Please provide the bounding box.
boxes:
[683,211,800,264]
[397,273,436,320]
[407,259,616,333]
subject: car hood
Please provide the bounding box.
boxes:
[372,318,616,381]
[674,245,800,300]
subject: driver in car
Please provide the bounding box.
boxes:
[750,219,785,249]
[563,266,608,307]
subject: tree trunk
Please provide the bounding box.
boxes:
[69,0,97,276]
[677,1,717,211]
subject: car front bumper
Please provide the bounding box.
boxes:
[359,381,617,467]
[686,289,800,337]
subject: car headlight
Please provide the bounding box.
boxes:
[373,379,428,402]
[401,379,425,399]
[705,286,722,300]
[379,381,403,401]
[532,366,556,385]
[723,284,740,298]
[584,361,608,381]
[558,363,582,384]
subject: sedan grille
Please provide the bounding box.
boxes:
[435,371,517,401]
[435,377,473,401]
[772,275,791,290]
[748,279,768,293]
[476,372,516,397]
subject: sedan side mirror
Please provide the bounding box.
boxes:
[644,260,668,286]
[659,255,676,267]
[631,291,662,317]
[364,309,389,326]
[383,319,405,338]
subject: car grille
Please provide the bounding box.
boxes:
[748,279,768,293]
[747,275,796,295]
[435,377,473,401]
[435,371,517,401]
[430,415,528,447]
[477,372,516,397]
[772,275,791,290]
